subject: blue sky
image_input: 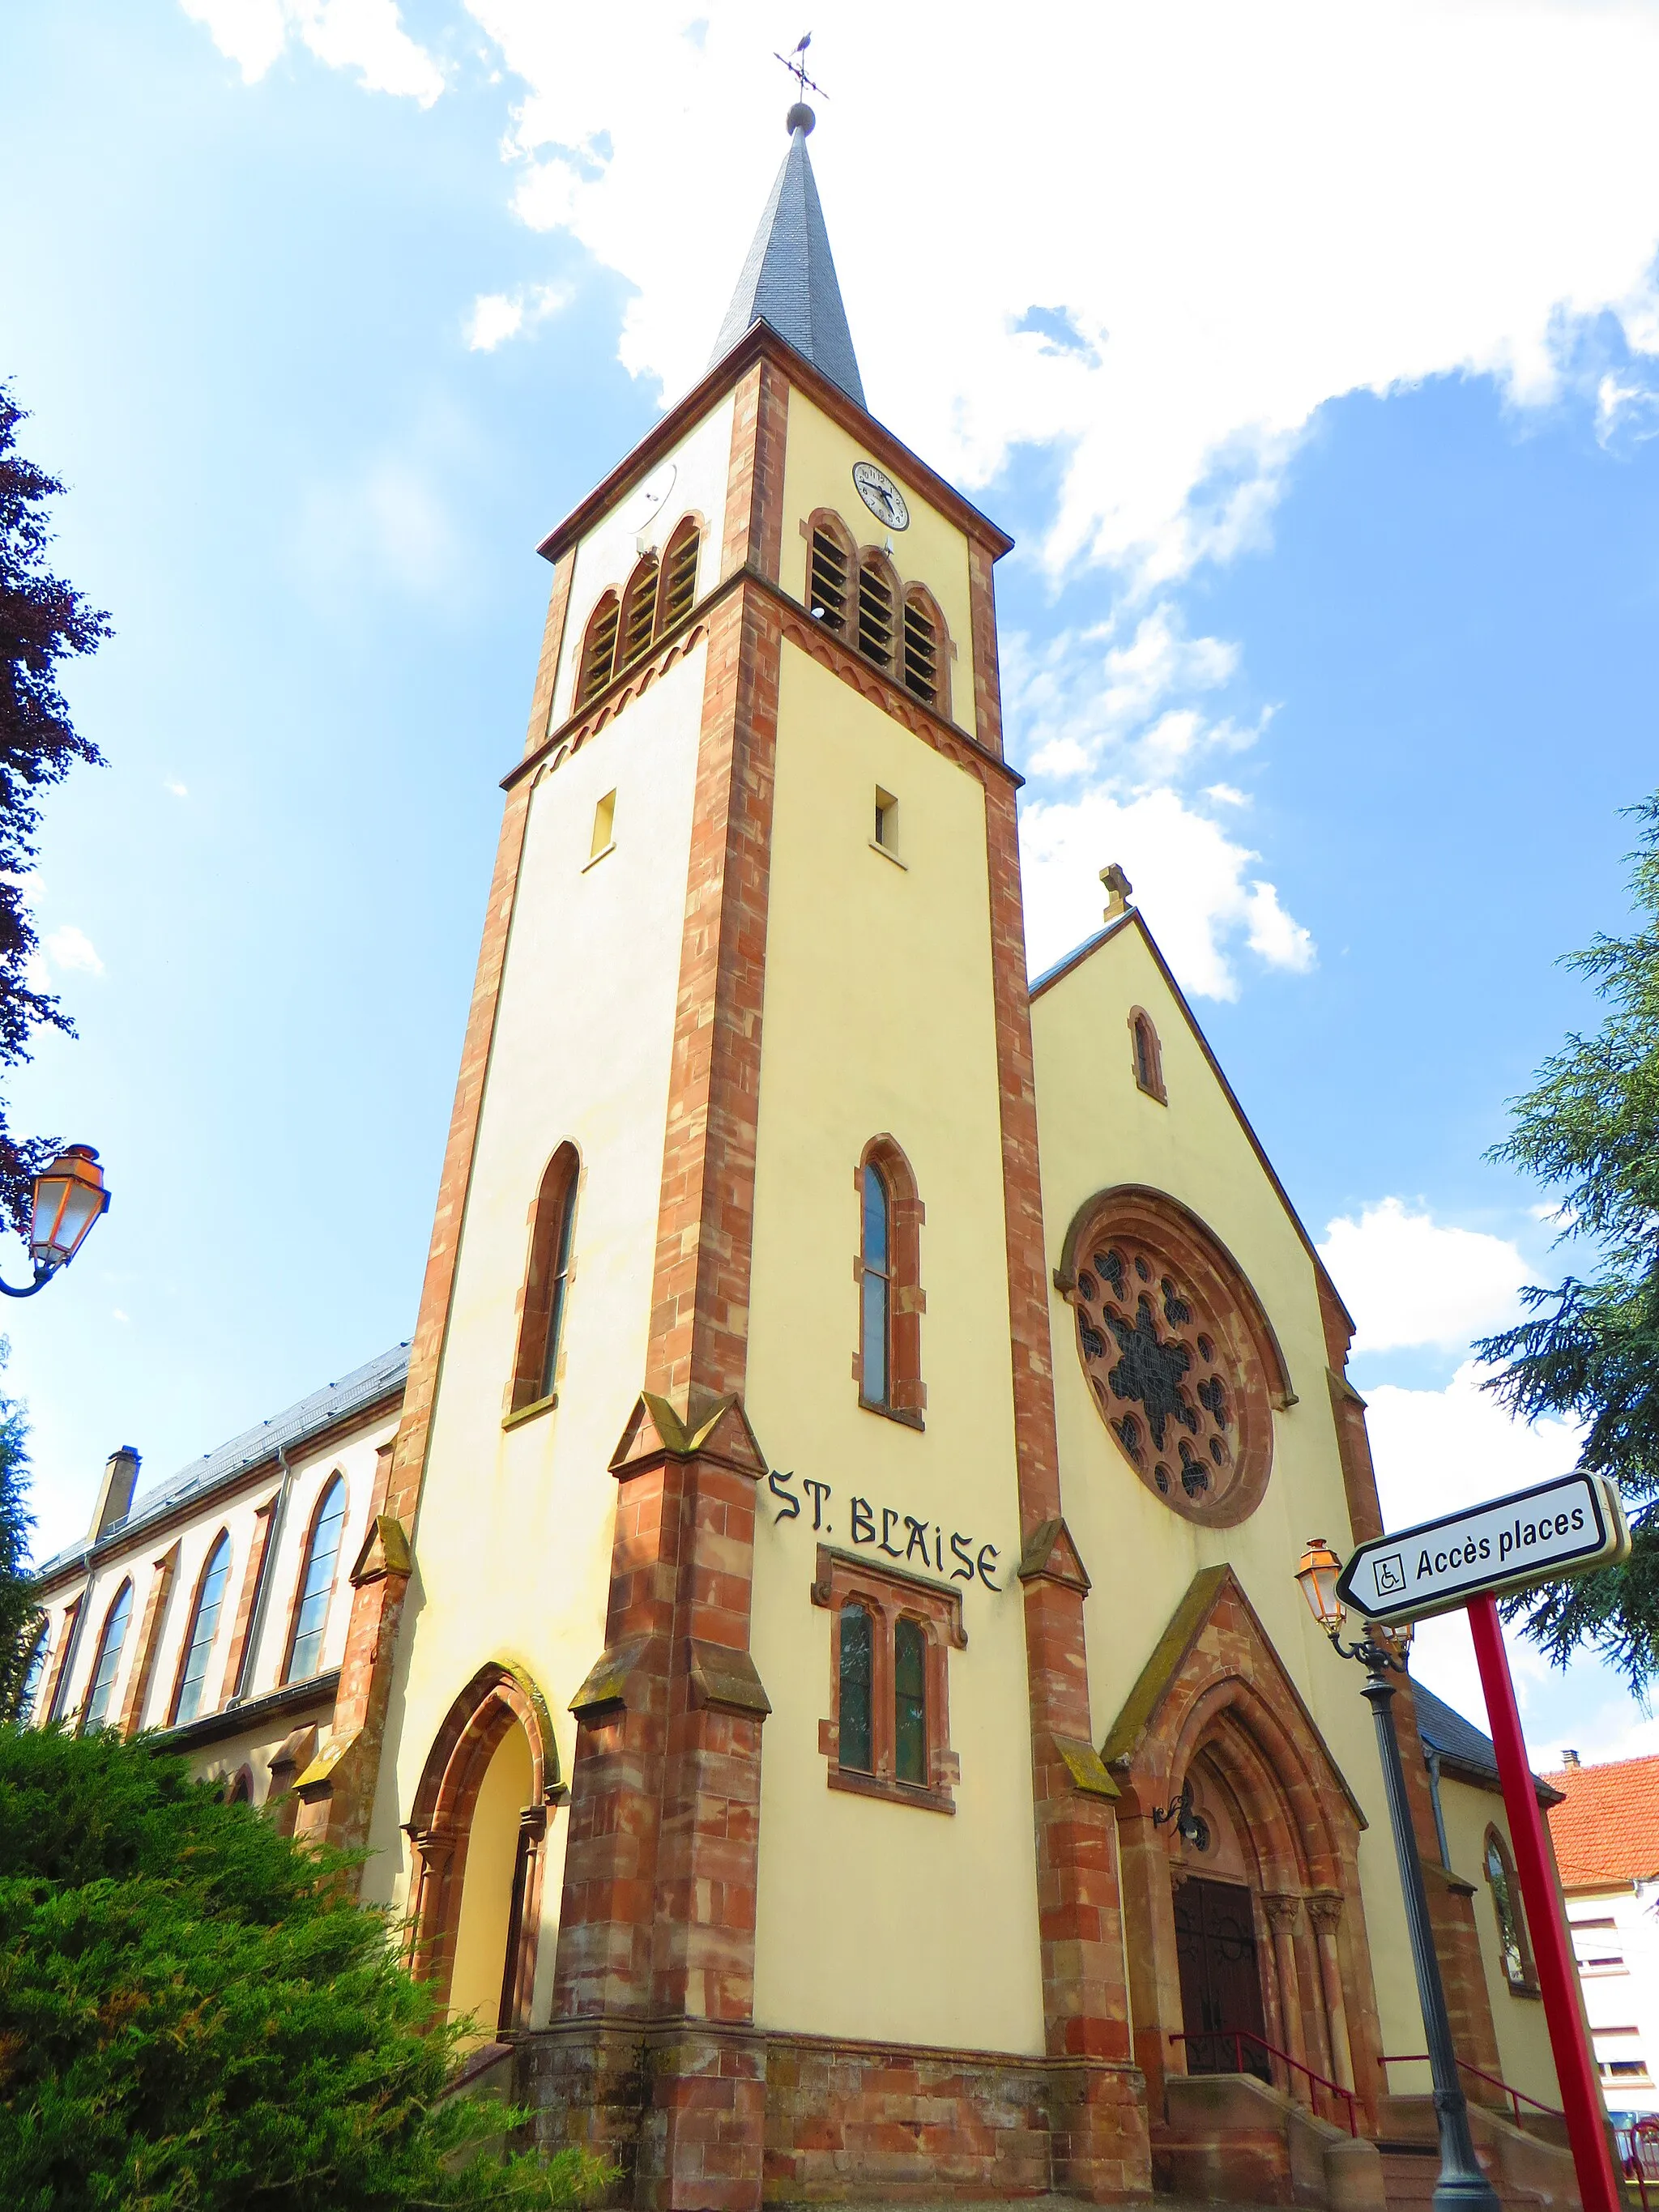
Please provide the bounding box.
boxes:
[5,0,1659,1766]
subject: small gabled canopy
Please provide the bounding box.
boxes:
[710,104,865,410]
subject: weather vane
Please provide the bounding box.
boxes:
[774,32,827,102]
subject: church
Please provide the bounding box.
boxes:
[28,106,1578,2209]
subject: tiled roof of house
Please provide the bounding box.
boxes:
[34,1343,410,1582]
[1543,1750,1659,1888]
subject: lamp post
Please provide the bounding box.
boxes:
[1294,1537,1501,2212]
[0,1144,110,1298]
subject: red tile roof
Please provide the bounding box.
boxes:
[1543,1752,1659,1888]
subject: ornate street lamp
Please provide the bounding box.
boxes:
[1295,1536,1499,2212]
[0,1144,110,1298]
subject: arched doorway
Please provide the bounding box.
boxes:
[1108,1569,1382,2126]
[405,1662,559,2043]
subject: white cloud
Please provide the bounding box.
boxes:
[1318,1198,1528,1354]
[44,926,104,978]
[164,779,189,799]
[181,0,442,104]
[464,280,571,352]
[1021,784,1314,998]
[456,0,1659,589]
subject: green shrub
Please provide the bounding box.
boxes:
[0,1726,616,2210]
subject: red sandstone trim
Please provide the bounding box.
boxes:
[220,1494,278,1703]
[522,548,577,758]
[117,1542,178,1738]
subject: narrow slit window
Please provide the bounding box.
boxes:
[576,594,621,706]
[894,1617,928,1785]
[658,519,700,633]
[1129,1008,1167,1103]
[874,787,896,849]
[286,1476,347,1685]
[809,522,851,633]
[1485,1830,1535,1991]
[860,1162,891,1406]
[902,596,939,705]
[618,556,659,672]
[838,1602,873,1773]
[511,1144,581,1415]
[82,1580,133,1732]
[856,556,896,671]
[590,790,616,859]
[173,1529,232,1725]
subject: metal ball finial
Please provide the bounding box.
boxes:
[787,101,816,136]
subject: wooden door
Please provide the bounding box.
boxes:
[1174,1876,1269,2079]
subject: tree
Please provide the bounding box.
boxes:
[0,1726,614,2210]
[1477,793,1659,1692]
[0,1374,40,1723]
[0,387,109,1234]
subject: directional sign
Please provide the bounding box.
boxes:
[1335,1472,1629,1626]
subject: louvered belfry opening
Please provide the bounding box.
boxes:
[809,518,851,633]
[577,594,621,707]
[618,556,660,673]
[856,555,896,672]
[902,595,939,705]
[657,519,701,633]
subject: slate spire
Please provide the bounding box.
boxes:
[710,104,866,410]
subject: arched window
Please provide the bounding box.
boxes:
[894,1617,928,1785]
[617,555,660,675]
[226,1768,253,1806]
[859,1161,891,1408]
[19,1622,47,1723]
[1130,1007,1167,1103]
[901,590,941,708]
[82,1580,133,1732]
[808,512,855,636]
[1484,1827,1537,1992]
[171,1530,232,1726]
[838,1602,873,1774]
[656,517,701,634]
[856,1137,925,1424]
[510,1144,579,1417]
[576,592,621,707]
[855,552,898,673]
[286,1475,347,1685]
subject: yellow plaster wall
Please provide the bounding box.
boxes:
[548,395,736,733]
[448,1724,534,2047]
[1439,1772,1563,2108]
[360,644,708,1992]
[778,387,978,741]
[1028,919,1432,2073]
[744,641,1046,2055]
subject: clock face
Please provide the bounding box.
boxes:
[852,461,910,532]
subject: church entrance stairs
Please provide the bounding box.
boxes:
[1374,2097,1580,2212]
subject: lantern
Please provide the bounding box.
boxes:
[1294,1535,1346,1638]
[28,1144,109,1274]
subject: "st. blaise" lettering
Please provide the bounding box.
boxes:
[767,1468,1000,1591]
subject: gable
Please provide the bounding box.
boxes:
[1029,909,1351,1360]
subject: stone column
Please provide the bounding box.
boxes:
[1263,1893,1311,2102]
[1307,1891,1354,2092]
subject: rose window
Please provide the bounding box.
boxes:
[1066,1205,1277,1525]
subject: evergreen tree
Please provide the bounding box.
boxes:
[0,1726,613,2210]
[0,387,109,1233]
[1478,793,1659,1690]
[0,1374,40,1721]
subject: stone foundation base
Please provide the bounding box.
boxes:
[517,2021,1149,2209]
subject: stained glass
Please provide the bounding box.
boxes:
[839,1604,872,1773]
[894,1617,927,1785]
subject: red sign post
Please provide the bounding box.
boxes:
[1467,1593,1623,2212]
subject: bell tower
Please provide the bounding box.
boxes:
[313,103,1145,2210]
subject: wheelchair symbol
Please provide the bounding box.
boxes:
[1372,1552,1408,1598]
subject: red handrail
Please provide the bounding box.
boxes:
[1377,2052,1564,2130]
[1171,2027,1360,2136]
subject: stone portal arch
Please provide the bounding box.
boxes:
[404,1660,561,2036]
[1104,1568,1381,2125]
